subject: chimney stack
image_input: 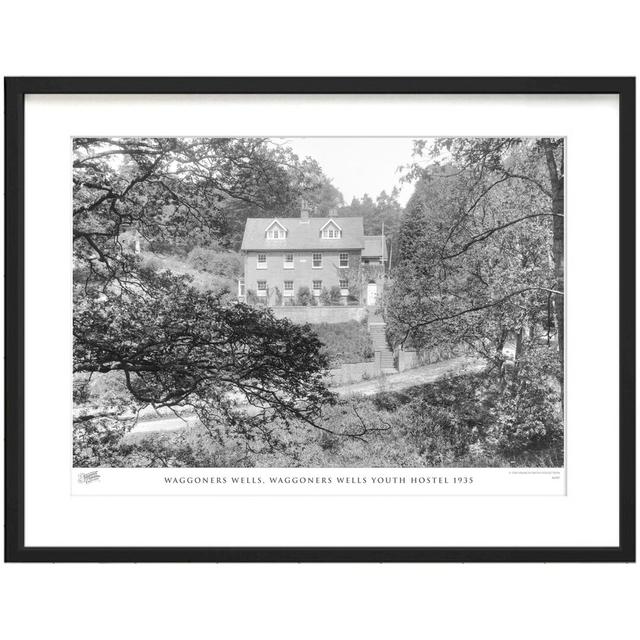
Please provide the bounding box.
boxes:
[300,198,311,222]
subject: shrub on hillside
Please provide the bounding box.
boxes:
[141,248,241,297]
[186,247,242,281]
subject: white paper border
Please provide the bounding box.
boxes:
[24,93,619,547]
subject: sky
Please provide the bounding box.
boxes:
[281,137,420,207]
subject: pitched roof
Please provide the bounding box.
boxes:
[241,217,365,251]
[362,235,388,260]
[264,219,288,232]
[319,219,343,231]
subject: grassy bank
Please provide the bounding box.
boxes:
[309,320,374,367]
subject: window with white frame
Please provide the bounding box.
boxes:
[238,277,245,298]
[339,279,348,293]
[312,280,322,295]
[257,280,267,296]
[312,253,322,268]
[284,253,294,268]
[321,223,342,239]
[283,280,294,296]
[257,253,267,269]
[339,252,349,268]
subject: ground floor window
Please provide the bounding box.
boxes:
[257,280,267,296]
[312,280,322,295]
[283,280,294,296]
[339,279,349,295]
[238,277,245,298]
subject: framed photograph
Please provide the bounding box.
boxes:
[4,77,635,562]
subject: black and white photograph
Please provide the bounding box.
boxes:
[73,135,565,470]
[5,73,634,565]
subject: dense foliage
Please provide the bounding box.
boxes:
[73,138,341,461]
[387,138,564,376]
[381,138,564,466]
[86,368,562,468]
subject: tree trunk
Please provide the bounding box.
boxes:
[543,139,565,374]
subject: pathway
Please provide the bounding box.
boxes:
[331,355,485,397]
[129,356,485,434]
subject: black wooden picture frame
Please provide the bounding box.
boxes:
[4,77,636,562]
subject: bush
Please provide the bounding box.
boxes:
[329,285,343,305]
[485,345,563,453]
[296,286,313,306]
[186,247,242,280]
[318,287,331,305]
[140,248,242,297]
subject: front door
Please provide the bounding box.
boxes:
[367,282,378,306]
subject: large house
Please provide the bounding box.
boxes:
[239,203,388,306]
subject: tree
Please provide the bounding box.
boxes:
[309,179,344,216]
[74,273,335,444]
[73,137,330,280]
[388,138,563,379]
[340,190,404,267]
[73,137,336,453]
[405,138,564,365]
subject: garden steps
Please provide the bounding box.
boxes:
[368,318,396,371]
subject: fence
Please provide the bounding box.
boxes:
[396,343,474,372]
[327,361,379,386]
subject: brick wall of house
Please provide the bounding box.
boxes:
[243,249,360,300]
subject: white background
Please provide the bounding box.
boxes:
[25,94,608,547]
[1,1,638,639]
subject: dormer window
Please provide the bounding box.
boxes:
[265,219,288,239]
[322,227,341,239]
[320,219,343,239]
